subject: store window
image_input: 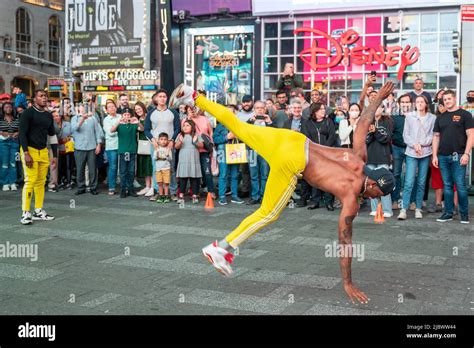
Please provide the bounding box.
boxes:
[261,10,460,104]
[16,8,31,56]
[185,26,254,105]
[0,76,5,93]
[49,15,61,64]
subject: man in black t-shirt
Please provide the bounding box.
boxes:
[432,90,474,224]
[19,90,57,225]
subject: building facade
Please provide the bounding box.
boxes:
[255,0,473,105]
[67,0,157,107]
[0,0,65,97]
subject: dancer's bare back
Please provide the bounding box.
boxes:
[300,81,395,304]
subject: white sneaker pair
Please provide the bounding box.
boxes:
[370,211,392,218]
[137,187,150,196]
[398,208,423,220]
[20,209,55,225]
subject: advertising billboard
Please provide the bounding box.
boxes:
[66,0,147,71]
[172,0,251,16]
[253,0,473,16]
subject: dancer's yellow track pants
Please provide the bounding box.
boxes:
[20,147,49,212]
[196,96,308,248]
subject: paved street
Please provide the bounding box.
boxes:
[0,188,473,315]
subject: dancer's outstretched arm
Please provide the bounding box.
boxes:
[352,81,394,163]
[338,198,369,304]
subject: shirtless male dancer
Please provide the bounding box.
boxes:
[169,80,395,304]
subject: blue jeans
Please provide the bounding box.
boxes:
[0,138,19,185]
[391,145,406,202]
[402,156,430,210]
[367,164,393,214]
[248,149,269,200]
[151,143,177,195]
[105,149,118,192]
[438,154,469,216]
[199,151,214,193]
[217,146,239,199]
[119,153,136,191]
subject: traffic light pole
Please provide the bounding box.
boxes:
[65,49,74,103]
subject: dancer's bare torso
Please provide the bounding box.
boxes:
[302,141,365,201]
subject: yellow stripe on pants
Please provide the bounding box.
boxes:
[195,96,307,248]
[21,147,50,212]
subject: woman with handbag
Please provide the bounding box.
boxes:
[134,102,154,197]
[213,108,244,205]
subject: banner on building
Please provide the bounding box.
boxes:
[66,0,147,70]
[253,0,473,16]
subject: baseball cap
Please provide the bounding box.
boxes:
[363,166,395,196]
[242,95,253,103]
[121,107,133,115]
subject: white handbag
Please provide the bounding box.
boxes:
[137,139,151,155]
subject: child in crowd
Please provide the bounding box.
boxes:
[175,119,203,204]
[153,132,173,203]
[110,108,143,198]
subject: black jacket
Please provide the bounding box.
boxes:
[366,118,393,165]
[301,117,336,146]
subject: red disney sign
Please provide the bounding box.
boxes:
[294,28,420,80]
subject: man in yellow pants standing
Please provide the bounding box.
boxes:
[170,81,395,303]
[19,90,57,225]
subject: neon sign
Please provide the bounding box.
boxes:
[294,28,420,80]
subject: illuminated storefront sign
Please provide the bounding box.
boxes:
[83,70,159,82]
[209,50,243,68]
[83,85,158,92]
[295,28,419,80]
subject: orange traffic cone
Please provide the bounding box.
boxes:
[205,192,214,211]
[374,201,385,224]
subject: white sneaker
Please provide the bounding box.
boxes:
[10,184,17,191]
[32,209,55,221]
[369,211,376,216]
[397,209,407,220]
[383,212,393,218]
[2,185,10,191]
[137,187,149,196]
[20,211,33,225]
[415,209,423,219]
[144,188,155,197]
[169,83,197,109]
[202,241,234,277]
